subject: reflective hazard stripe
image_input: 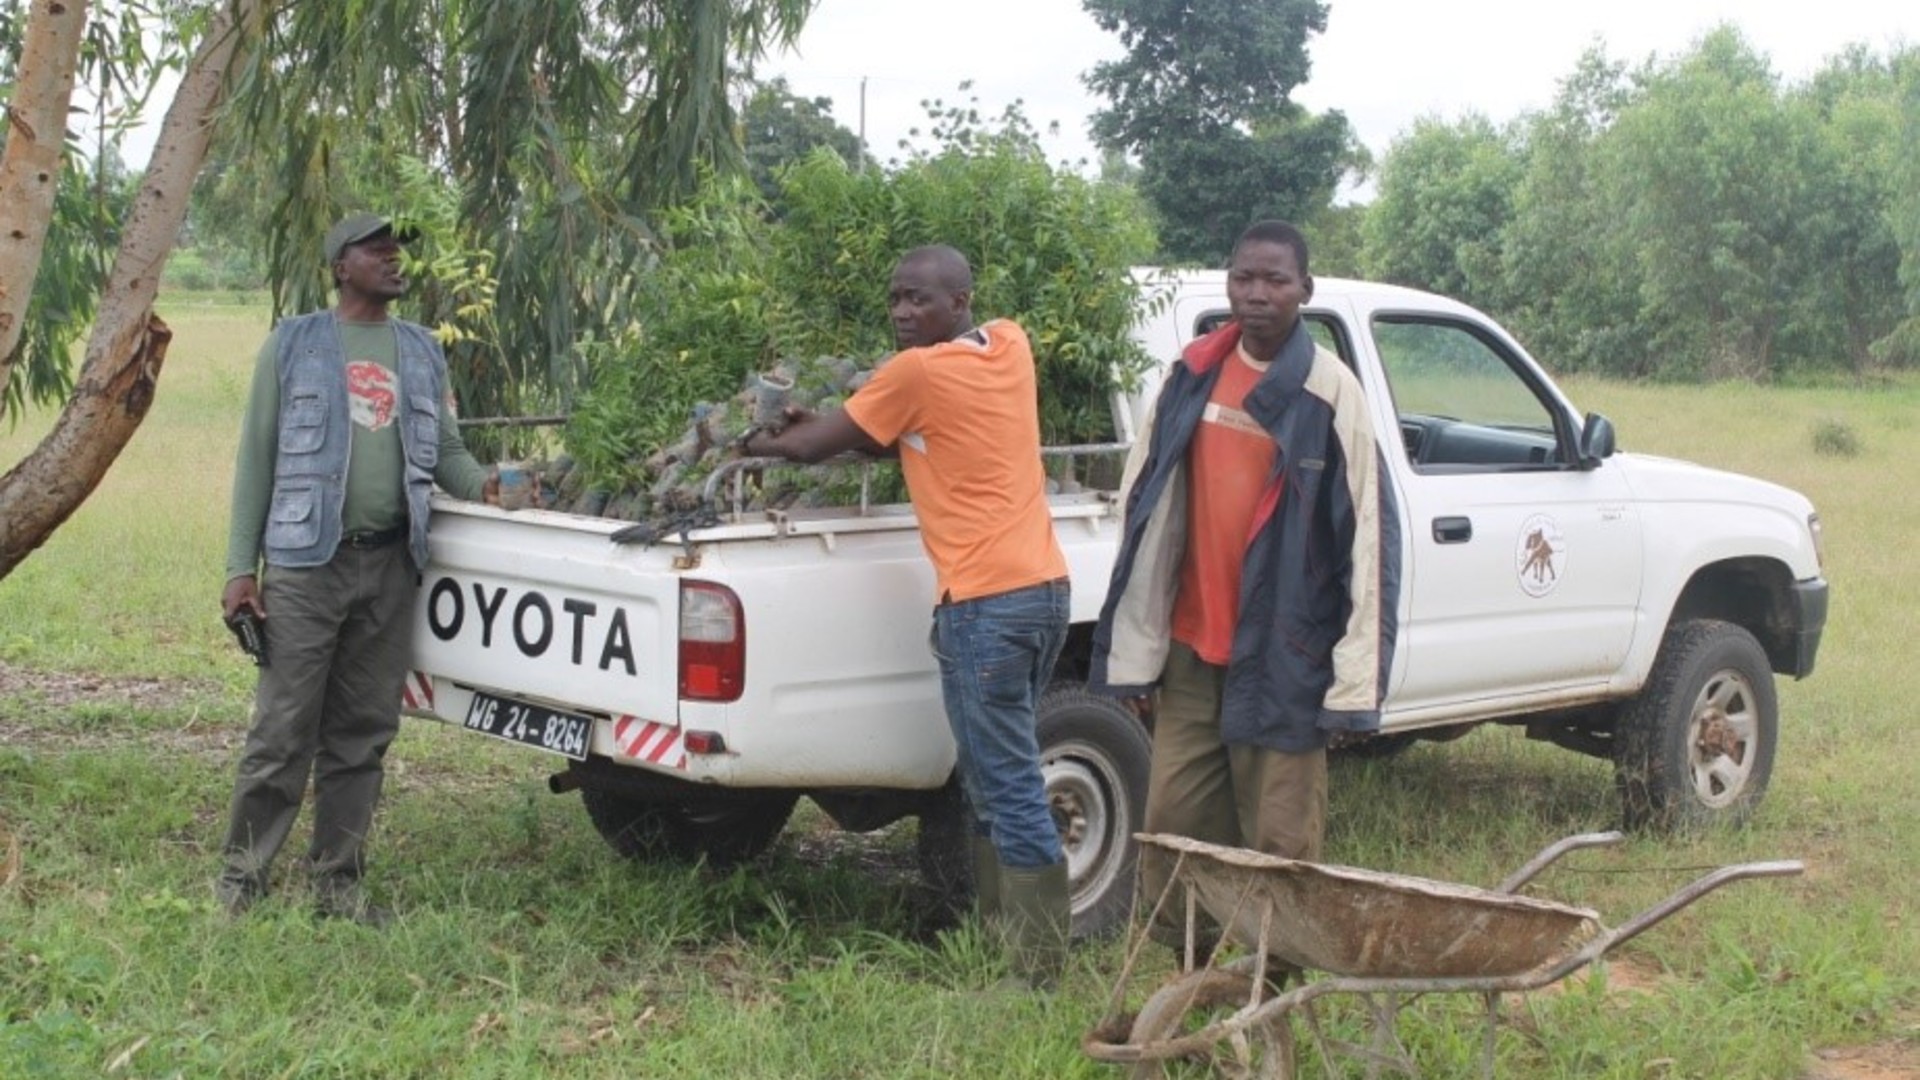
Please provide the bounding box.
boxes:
[401,671,434,711]
[613,715,686,770]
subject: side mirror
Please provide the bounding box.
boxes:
[1577,412,1616,470]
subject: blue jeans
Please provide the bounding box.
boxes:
[931,578,1070,869]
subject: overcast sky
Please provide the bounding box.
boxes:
[105,1,1914,191]
[764,0,1916,182]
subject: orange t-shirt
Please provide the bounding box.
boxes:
[1172,346,1280,664]
[845,320,1068,603]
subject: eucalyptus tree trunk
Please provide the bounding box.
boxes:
[0,0,90,400]
[0,1,261,578]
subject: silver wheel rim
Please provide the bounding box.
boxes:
[1042,737,1126,908]
[1687,667,1759,808]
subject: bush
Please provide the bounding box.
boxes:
[161,245,267,293]
[564,96,1158,493]
[1811,418,1861,457]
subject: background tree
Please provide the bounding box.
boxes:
[1781,48,1909,374]
[176,136,276,291]
[740,76,870,204]
[1496,47,1648,376]
[1874,51,1920,367]
[2,0,259,578]
[1,0,813,580]
[565,98,1158,487]
[0,0,92,409]
[1082,0,1364,262]
[1360,113,1521,312]
[1361,31,1920,380]
[227,0,813,426]
[1598,29,1813,379]
[1296,202,1368,279]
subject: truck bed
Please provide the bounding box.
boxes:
[407,490,1123,789]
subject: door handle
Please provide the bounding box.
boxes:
[1432,516,1472,544]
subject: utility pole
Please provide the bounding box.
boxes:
[858,75,868,173]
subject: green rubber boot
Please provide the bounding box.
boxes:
[998,861,1071,990]
[971,836,1002,921]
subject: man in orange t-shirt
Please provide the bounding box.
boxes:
[745,246,1071,988]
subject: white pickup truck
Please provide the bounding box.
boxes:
[404,273,1828,936]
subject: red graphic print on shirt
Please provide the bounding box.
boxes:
[347,361,397,431]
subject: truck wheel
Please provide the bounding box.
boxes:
[913,685,1152,937]
[1039,684,1152,940]
[1615,619,1778,831]
[580,788,798,868]
[913,775,976,915]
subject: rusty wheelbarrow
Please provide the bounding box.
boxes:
[1083,831,1802,1078]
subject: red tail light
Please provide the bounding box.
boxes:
[679,581,744,702]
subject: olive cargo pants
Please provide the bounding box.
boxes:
[217,542,416,901]
[1138,642,1328,938]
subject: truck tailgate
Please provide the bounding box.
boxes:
[409,499,681,727]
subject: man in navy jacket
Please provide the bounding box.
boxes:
[1090,220,1401,944]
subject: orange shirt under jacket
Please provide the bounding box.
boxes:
[845,320,1068,603]
[1172,344,1279,665]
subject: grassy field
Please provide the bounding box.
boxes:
[2,302,1916,1077]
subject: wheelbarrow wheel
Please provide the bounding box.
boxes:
[1124,968,1296,1079]
[1615,619,1778,831]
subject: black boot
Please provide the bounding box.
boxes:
[998,861,1070,990]
[971,836,1002,921]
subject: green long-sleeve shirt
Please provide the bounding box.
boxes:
[224,319,491,580]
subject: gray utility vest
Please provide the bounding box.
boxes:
[263,310,448,571]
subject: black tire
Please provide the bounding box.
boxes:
[914,683,1152,939]
[1615,619,1778,831]
[1039,683,1152,940]
[580,787,798,868]
[913,773,975,915]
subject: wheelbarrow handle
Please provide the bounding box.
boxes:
[1494,831,1626,894]
[1604,859,1804,951]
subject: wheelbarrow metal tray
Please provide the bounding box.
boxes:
[1142,833,1604,980]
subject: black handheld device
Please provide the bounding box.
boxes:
[226,610,269,666]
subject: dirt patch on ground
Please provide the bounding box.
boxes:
[1506,952,1667,1007]
[0,659,239,757]
[0,659,195,713]
[1806,1039,1920,1080]
[1590,953,1666,995]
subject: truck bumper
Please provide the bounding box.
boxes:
[1788,577,1828,678]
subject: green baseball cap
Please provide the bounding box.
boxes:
[322,212,416,263]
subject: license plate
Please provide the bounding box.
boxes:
[462,691,592,761]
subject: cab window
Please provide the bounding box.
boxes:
[1371,317,1569,470]
[1192,310,1353,371]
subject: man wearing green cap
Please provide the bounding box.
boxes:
[215,212,499,926]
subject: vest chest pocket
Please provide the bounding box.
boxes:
[265,482,322,549]
[280,392,328,455]
[405,394,440,468]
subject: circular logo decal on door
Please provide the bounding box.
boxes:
[1515,514,1567,598]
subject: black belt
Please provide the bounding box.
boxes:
[341,526,404,549]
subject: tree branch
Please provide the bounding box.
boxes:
[0,0,91,400]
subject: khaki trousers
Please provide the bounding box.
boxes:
[1139,642,1328,938]
[218,542,416,899]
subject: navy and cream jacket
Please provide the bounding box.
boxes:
[1089,318,1403,753]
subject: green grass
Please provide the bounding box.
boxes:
[2,305,264,684]
[2,312,1916,1076]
